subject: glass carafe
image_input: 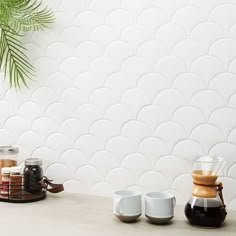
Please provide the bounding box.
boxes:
[185,156,227,228]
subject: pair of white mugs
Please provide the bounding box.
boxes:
[113,190,176,224]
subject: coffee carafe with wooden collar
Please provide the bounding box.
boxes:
[185,156,227,228]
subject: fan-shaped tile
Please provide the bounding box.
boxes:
[190,56,224,85]
[121,25,150,50]
[90,119,120,144]
[90,87,119,111]
[191,89,224,118]
[137,105,168,132]
[122,153,153,181]
[209,108,236,136]
[172,173,192,199]
[106,168,136,189]
[60,149,88,173]
[90,151,118,177]
[209,73,236,102]
[154,89,186,118]
[46,133,73,154]
[155,23,186,50]
[18,102,44,121]
[105,41,133,64]
[209,39,236,67]
[172,140,205,159]
[139,171,170,192]
[138,8,170,32]
[4,116,31,137]
[190,124,224,153]
[172,40,205,68]
[155,155,188,182]
[31,87,57,107]
[32,117,58,137]
[172,106,206,135]
[155,121,187,151]
[46,103,74,125]
[75,134,104,158]
[45,163,71,183]
[173,6,206,33]
[105,9,133,34]
[121,120,150,145]
[121,88,150,117]
[137,40,170,66]
[18,131,44,154]
[105,136,137,161]
[75,104,103,127]
[190,22,224,51]
[137,73,171,101]
[60,118,88,140]
[155,56,186,80]
[138,137,169,160]
[105,72,137,96]
[155,0,188,15]
[209,4,236,32]
[104,104,133,126]
[173,73,206,102]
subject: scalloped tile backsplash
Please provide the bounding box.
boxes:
[1,0,236,209]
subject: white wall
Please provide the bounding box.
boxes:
[1,0,236,209]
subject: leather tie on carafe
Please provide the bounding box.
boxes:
[40,176,64,193]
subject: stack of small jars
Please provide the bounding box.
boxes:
[0,146,43,199]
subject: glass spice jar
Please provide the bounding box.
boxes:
[10,166,22,197]
[24,158,43,194]
[1,167,10,195]
[0,146,18,184]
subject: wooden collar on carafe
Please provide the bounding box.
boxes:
[192,170,226,208]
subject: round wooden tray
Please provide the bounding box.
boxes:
[0,184,46,203]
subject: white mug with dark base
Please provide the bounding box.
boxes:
[113,190,142,222]
[145,192,176,224]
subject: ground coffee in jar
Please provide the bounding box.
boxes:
[24,158,43,193]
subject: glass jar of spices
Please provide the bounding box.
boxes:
[0,146,18,183]
[24,158,43,194]
[1,167,10,195]
[10,166,22,197]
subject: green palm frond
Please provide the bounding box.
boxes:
[0,21,35,88]
[0,0,55,89]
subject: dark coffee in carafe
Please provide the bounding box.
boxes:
[185,200,227,227]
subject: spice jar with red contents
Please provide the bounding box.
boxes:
[1,167,10,195]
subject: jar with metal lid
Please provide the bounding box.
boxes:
[23,158,43,194]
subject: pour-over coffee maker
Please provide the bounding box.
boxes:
[185,156,227,227]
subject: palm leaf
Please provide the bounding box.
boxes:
[0,21,34,89]
[0,0,55,88]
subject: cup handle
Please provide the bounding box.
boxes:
[173,196,176,207]
[115,197,123,215]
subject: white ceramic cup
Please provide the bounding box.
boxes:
[145,192,176,219]
[113,190,142,222]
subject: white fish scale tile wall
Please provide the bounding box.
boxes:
[1,0,236,209]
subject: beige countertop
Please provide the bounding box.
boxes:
[0,192,235,236]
